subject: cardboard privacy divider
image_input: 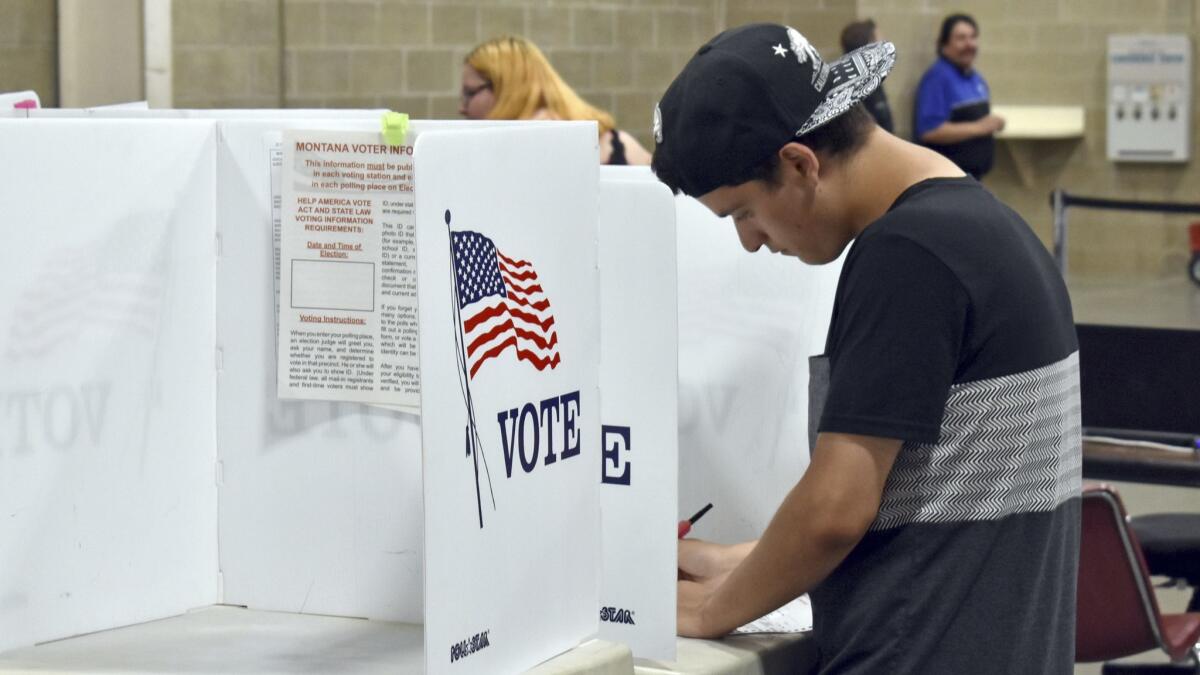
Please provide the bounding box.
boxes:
[0,114,839,670]
[8,110,434,624]
[214,115,427,622]
[415,125,601,675]
[0,119,219,651]
[586,167,843,550]
[674,195,843,545]
[596,172,679,660]
[0,114,659,675]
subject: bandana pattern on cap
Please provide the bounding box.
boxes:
[796,40,895,137]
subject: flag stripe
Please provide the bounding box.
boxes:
[514,349,560,371]
[463,301,508,333]
[514,327,558,351]
[507,305,555,332]
[497,252,529,268]
[504,294,550,312]
[469,336,518,378]
[467,319,514,358]
[502,281,545,296]
[498,262,537,282]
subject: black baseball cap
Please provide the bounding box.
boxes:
[652,23,896,197]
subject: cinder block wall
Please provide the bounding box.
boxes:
[3,0,1198,276]
[172,0,722,143]
[173,0,282,108]
[855,0,1200,280]
[0,0,57,106]
[161,0,1199,279]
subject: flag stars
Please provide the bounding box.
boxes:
[772,44,788,58]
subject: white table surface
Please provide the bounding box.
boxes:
[0,605,632,675]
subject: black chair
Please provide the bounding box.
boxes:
[1130,513,1200,613]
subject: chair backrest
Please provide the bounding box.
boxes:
[1076,483,1166,662]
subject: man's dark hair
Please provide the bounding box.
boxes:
[937,13,978,49]
[651,103,875,196]
[840,19,877,54]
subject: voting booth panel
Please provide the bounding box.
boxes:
[588,169,842,544]
[674,196,843,545]
[214,116,426,622]
[0,115,681,674]
[416,126,601,675]
[7,109,434,624]
[220,118,551,623]
[596,174,679,660]
[0,120,219,652]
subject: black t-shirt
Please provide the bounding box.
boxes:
[811,177,1081,674]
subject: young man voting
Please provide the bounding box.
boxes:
[652,24,1081,674]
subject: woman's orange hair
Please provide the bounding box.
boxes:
[466,36,616,136]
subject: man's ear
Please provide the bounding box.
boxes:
[778,142,820,183]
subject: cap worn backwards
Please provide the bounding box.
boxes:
[653,23,896,197]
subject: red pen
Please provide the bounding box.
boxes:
[678,503,713,539]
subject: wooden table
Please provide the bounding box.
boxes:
[1082,440,1200,488]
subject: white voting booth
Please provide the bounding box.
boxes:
[0,119,220,649]
[674,195,842,545]
[602,167,842,546]
[596,175,678,660]
[0,112,683,673]
[416,127,602,672]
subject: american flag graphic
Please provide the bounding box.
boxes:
[5,225,165,361]
[452,231,561,380]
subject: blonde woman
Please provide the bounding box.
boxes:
[460,36,652,166]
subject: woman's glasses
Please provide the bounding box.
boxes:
[461,82,492,105]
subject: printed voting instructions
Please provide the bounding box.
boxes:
[277,130,420,412]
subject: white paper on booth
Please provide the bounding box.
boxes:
[277,130,420,412]
[269,136,283,352]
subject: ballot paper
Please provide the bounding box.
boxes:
[734,594,813,634]
[276,129,420,412]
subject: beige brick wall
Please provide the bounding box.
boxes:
[725,0,856,57]
[172,0,720,140]
[0,0,57,106]
[854,0,1200,280]
[173,0,282,108]
[168,0,1198,278]
[274,0,723,141]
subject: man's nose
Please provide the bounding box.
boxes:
[734,220,765,253]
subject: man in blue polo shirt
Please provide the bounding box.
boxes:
[914,14,1005,179]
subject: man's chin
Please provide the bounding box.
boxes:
[793,250,830,265]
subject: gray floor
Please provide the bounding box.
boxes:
[1068,275,1200,330]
